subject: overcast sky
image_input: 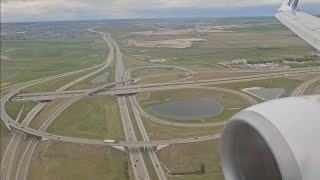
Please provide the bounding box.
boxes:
[1,0,319,23]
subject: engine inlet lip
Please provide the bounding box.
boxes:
[220,110,302,180]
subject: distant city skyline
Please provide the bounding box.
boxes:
[1,0,319,23]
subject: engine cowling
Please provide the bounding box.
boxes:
[220,95,320,180]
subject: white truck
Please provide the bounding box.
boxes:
[104,139,118,143]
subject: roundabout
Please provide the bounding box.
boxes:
[135,87,257,126]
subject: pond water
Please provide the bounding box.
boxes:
[148,98,224,121]
[90,72,110,84]
[0,55,11,60]
[243,87,284,101]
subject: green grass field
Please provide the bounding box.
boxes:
[29,98,72,129]
[68,57,116,90]
[28,141,129,180]
[142,152,159,180]
[131,67,183,78]
[21,66,101,93]
[5,100,38,122]
[126,98,143,141]
[212,77,305,97]
[138,73,186,84]
[158,140,224,180]
[1,37,109,84]
[47,95,125,140]
[123,56,150,70]
[142,117,223,140]
[122,45,315,66]
[0,86,18,96]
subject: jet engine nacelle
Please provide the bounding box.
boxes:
[220,95,320,180]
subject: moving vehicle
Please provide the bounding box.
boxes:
[103,139,118,143]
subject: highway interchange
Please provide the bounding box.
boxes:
[1,29,320,180]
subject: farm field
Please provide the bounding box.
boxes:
[1,37,109,84]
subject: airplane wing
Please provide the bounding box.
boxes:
[220,1,320,180]
[275,0,320,51]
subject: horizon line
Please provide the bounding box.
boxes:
[0,15,285,24]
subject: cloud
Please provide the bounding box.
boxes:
[1,0,319,22]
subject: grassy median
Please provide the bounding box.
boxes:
[28,98,72,129]
[5,100,38,122]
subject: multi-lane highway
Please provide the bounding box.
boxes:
[129,96,167,180]
[1,103,46,180]
[13,68,320,101]
[118,96,151,180]
[114,33,151,180]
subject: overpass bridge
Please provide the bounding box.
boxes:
[12,88,142,101]
[1,111,220,147]
[11,68,320,101]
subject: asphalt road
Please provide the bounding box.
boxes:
[14,69,320,101]
[14,138,38,180]
[291,76,320,96]
[312,84,320,94]
[14,103,46,180]
[1,103,45,180]
[1,131,23,180]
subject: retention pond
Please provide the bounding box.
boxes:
[148,98,224,121]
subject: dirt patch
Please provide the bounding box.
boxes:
[129,38,207,48]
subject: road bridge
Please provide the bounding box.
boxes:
[12,68,320,101]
